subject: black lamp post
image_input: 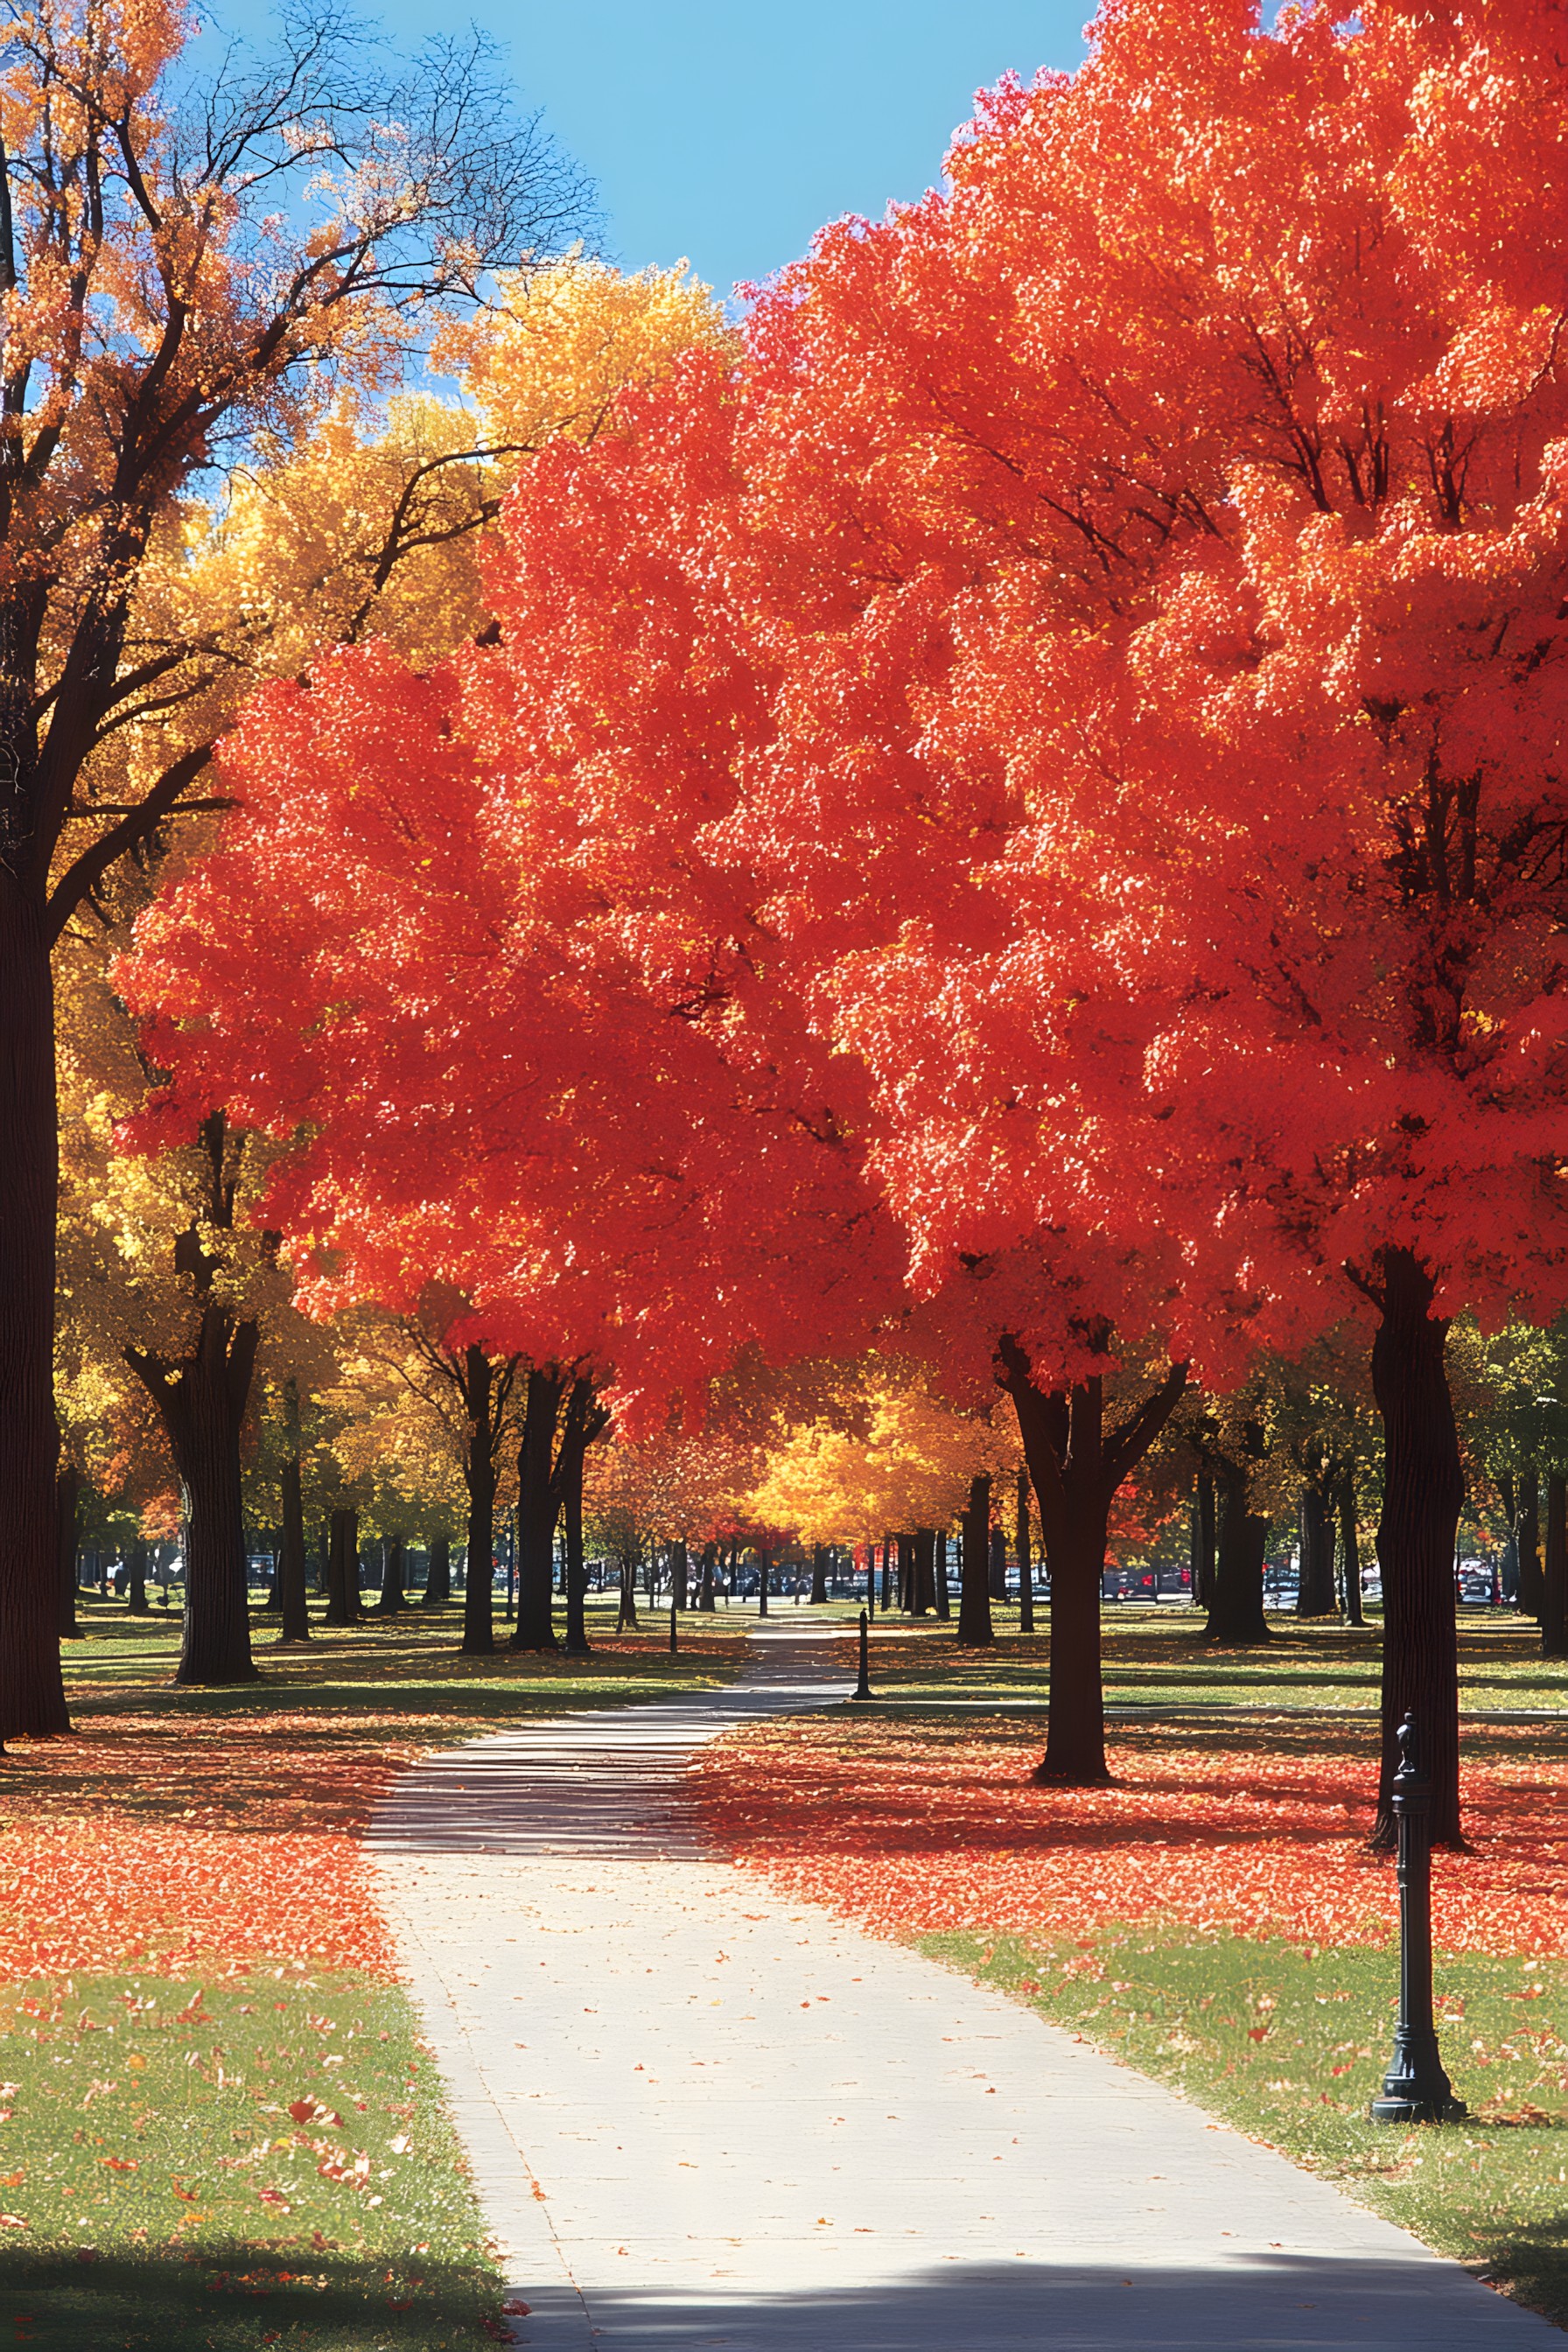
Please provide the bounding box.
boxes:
[850,1607,872,1702]
[1369,1712,1466,2125]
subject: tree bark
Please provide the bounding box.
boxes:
[129,1303,261,1685]
[556,1379,606,1656]
[1543,1474,1568,1661]
[1000,1340,1188,1786]
[671,1541,690,1611]
[1297,1485,1339,1617]
[375,1534,408,1616]
[0,910,69,1734]
[56,1461,82,1640]
[1016,1470,1034,1633]
[424,1536,452,1606]
[913,1528,936,1615]
[896,1530,915,1614]
[809,1544,829,1604]
[1338,1469,1365,1627]
[127,1535,150,1617]
[324,1508,359,1625]
[934,1529,951,1620]
[277,1440,311,1642]
[1517,1468,1544,1619]
[617,1558,639,1628]
[459,1346,500,1656]
[957,1475,994,1647]
[988,1522,1007,1600]
[1368,1247,1464,1849]
[1190,1466,1217,1608]
[1204,1438,1271,1646]
[512,1366,564,1652]
[757,1547,770,1618]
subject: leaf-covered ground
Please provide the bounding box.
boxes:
[696,1704,1568,2327]
[0,1600,750,2348]
[693,1710,1568,1953]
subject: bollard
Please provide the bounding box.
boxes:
[850,1607,872,1702]
[1370,1712,1466,2124]
[668,1602,678,1656]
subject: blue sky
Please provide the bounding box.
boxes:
[368,1,1092,299]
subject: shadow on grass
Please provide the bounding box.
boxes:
[0,2244,494,2351]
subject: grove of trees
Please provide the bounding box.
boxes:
[14,0,1568,1855]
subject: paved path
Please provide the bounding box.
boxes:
[369,1624,1559,2348]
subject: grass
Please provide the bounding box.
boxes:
[935,1923,1568,2328]
[3,1592,762,2347]
[56,1591,751,1738]
[0,1968,500,2350]
[854,1603,1568,1713]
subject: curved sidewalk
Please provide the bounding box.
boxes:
[369,1622,1560,2348]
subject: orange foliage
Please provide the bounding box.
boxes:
[0,1714,416,1985]
[694,1717,1568,1958]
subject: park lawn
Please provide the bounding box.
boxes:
[855,1604,1568,1714]
[60,1592,750,1727]
[937,1927,1568,2330]
[0,1968,506,2351]
[696,1703,1568,2328]
[0,1596,753,2347]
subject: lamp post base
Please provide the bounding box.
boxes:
[1370,2031,1466,2125]
[1369,2090,1467,2124]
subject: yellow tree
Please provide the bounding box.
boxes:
[0,0,593,1732]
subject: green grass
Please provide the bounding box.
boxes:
[0,1970,502,2350]
[858,1606,1568,1714]
[930,1924,1568,2327]
[57,1592,752,1739]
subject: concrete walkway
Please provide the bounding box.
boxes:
[369,1623,1560,2348]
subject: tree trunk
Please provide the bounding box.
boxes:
[512,1367,564,1651]
[260,1536,283,1613]
[878,1536,892,1613]
[127,1535,150,1617]
[1517,1468,1544,1619]
[913,1528,936,1615]
[896,1530,914,1614]
[934,1529,951,1620]
[0,910,69,1735]
[460,1347,498,1656]
[56,1461,82,1639]
[1496,1470,1519,1604]
[129,1305,260,1686]
[1297,1486,1339,1617]
[277,1442,310,1642]
[699,1542,717,1612]
[1369,1247,1464,1849]
[1204,1445,1271,1645]
[757,1547,770,1618]
[324,1508,358,1626]
[1543,1474,1568,1661]
[1338,1469,1365,1627]
[1190,1466,1217,1608]
[957,1475,994,1647]
[1001,1344,1187,1786]
[617,1558,639,1628]
[988,1522,1007,1600]
[376,1535,408,1616]
[1016,1471,1034,1633]
[809,1544,829,1604]
[671,1541,690,1611]
[424,1536,452,1606]
[556,1381,606,1657]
